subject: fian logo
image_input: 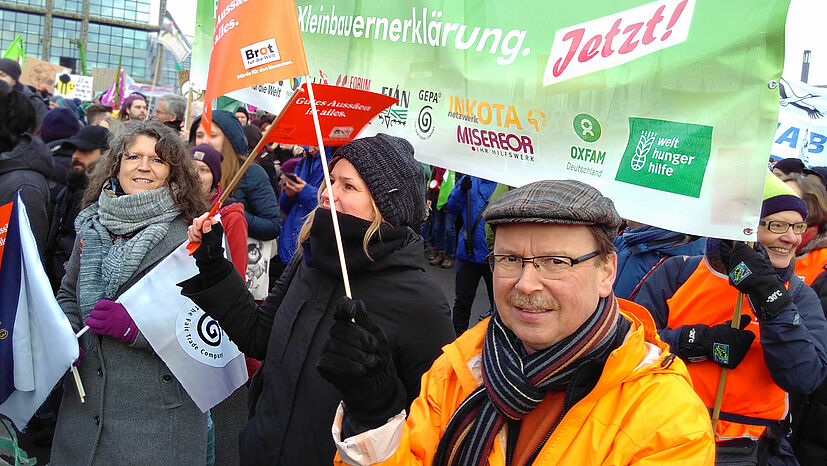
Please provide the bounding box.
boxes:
[631,131,657,171]
[240,38,281,70]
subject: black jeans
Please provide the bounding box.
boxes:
[452,258,494,335]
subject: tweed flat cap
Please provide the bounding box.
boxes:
[483,179,622,237]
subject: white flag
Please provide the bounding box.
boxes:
[0,193,79,430]
[117,239,247,412]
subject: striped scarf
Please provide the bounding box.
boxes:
[434,295,623,466]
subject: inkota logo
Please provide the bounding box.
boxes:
[240,38,281,70]
[615,117,712,198]
[573,113,601,143]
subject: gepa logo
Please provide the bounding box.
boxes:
[240,38,281,70]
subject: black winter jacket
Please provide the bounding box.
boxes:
[180,227,455,466]
[0,133,53,252]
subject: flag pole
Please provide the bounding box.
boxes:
[710,241,755,433]
[72,326,88,403]
[305,78,352,298]
[187,88,302,254]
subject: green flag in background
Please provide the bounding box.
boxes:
[190,0,216,90]
[2,35,25,64]
[296,0,789,241]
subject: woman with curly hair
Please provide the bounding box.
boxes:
[50,120,209,465]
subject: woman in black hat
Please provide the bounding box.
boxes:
[180,134,455,465]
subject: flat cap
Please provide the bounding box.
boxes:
[483,179,622,238]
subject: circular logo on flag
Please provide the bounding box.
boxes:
[573,113,601,143]
[176,305,230,368]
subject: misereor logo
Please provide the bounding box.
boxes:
[615,117,712,198]
[240,38,281,70]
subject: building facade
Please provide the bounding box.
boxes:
[0,0,184,91]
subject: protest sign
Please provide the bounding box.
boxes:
[295,0,789,241]
[54,73,94,101]
[117,240,247,412]
[202,0,308,136]
[264,82,397,145]
[20,57,70,92]
[225,77,302,115]
[770,78,827,166]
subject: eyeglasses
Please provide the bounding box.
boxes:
[487,251,600,279]
[759,220,808,234]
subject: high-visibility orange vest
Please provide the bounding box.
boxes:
[666,259,787,441]
[795,248,827,285]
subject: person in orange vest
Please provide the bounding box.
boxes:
[317,179,714,465]
[634,172,827,464]
[780,173,827,285]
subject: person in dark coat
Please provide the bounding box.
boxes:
[0,58,47,126]
[0,81,53,253]
[612,221,706,300]
[41,107,83,211]
[51,120,209,465]
[180,134,455,465]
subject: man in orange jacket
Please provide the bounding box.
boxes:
[317,179,715,465]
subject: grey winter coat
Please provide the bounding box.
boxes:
[50,217,207,466]
[0,133,53,252]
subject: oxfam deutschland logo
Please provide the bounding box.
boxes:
[631,131,657,171]
[573,113,601,143]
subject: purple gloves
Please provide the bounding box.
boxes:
[84,300,138,345]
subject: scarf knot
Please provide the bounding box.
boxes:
[75,186,181,320]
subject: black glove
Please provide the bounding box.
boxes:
[317,297,405,429]
[677,316,755,369]
[193,222,233,288]
[719,241,792,320]
[460,176,472,192]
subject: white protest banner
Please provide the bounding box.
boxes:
[225,78,301,115]
[770,78,827,166]
[117,239,247,412]
[54,73,94,101]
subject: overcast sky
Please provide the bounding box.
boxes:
[167,0,827,85]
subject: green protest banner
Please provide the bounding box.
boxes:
[190,0,216,90]
[295,0,789,240]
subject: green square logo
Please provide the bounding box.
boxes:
[615,117,713,198]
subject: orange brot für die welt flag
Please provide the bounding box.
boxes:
[202,0,308,135]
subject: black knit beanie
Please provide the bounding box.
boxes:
[332,134,426,228]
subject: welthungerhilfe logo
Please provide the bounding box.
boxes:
[615,117,713,198]
[240,38,281,70]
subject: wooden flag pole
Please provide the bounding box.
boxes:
[710,241,755,433]
[73,326,89,403]
[305,79,352,298]
[187,88,302,254]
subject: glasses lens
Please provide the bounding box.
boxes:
[535,257,571,279]
[767,221,789,234]
[793,222,808,234]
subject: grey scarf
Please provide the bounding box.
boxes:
[75,186,181,318]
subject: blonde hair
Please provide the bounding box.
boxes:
[297,174,386,260]
[218,137,241,192]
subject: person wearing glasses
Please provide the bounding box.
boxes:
[152,94,187,132]
[50,120,210,464]
[634,172,827,464]
[320,179,714,465]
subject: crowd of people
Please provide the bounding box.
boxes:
[2,52,827,465]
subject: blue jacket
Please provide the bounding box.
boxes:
[633,254,827,396]
[613,226,706,300]
[234,164,282,241]
[446,176,497,264]
[278,154,324,263]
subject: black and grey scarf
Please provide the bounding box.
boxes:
[434,295,628,466]
[74,184,180,318]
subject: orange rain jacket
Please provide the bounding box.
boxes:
[333,299,715,465]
